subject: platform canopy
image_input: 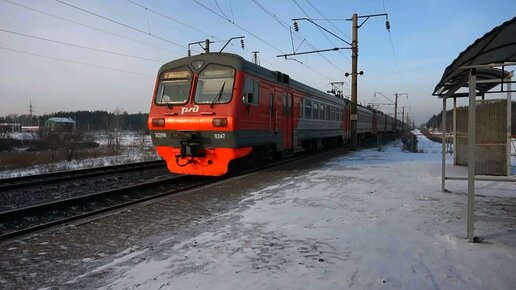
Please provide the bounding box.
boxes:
[433,16,516,98]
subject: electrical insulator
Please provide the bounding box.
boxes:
[240,39,245,49]
[293,21,299,32]
[385,20,391,31]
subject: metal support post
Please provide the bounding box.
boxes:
[453,97,457,164]
[350,13,358,150]
[204,39,210,53]
[441,97,447,192]
[507,79,512,175]
[401,107,405,134]
[467,68,477,243]
[394,93,398,131]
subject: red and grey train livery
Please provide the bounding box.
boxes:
[148,52,398,176]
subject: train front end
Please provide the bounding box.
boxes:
[148,54,251,176]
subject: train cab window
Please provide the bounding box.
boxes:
[194,64,235,104]
[313,103,319,119]
[305,100,312,119]
[156,66,192,105]
[243,77,260,105]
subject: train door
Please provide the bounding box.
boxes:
[274,89,292,153]
[284,93,293,152]
[277,92,293,154]
[269,93,275,133]
[274,89,283,151]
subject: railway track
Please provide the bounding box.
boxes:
[0,174,217,241]
[0,160,166,191]
[0,148,346,241]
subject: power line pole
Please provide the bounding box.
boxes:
[347,13,388,150]
[393,93,408,132]
[350,13,358,150]
[280,13,389,151]
[394,93,398,131]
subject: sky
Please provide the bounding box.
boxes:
[0,0,515,124]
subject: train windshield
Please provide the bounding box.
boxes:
[194,64,235,104]
[155,66,192,105]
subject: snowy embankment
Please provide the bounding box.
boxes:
[93,130,515,290]
[0,131,159,179]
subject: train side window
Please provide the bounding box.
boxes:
[313,103,319,119]
[287,94,292,116]
[300,98,304,119]
[325,105,330,120]
[243,77,260,105]
[305,100,312,119]
[269,93,273,115]
[331,107,335,120]
[282,95,287,114]
[320,105,325,120]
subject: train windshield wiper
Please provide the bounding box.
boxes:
[210,81,226,108]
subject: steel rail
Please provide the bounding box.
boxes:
[0,147,347,241]
[0,160,165,191]
[0,174,211,241]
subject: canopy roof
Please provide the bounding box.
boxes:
[433,16,516,97]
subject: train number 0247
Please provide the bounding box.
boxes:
[214,133,226,139]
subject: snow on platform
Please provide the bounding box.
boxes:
[92,133,516,290]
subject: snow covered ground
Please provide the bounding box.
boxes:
[0,131,158,178]
[77,131,514,289]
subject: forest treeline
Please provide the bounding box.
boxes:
[424,101,515,135]
[1,110,149,132]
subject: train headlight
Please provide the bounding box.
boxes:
[152,118,165,127]
[212,118,228,127]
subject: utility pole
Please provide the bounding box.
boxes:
[281,13,389,150]
[28,100,34,126]
[401,106,407,134]
[393,93,408,132]
[347,13,388,150]
[350,13,358,150]
[394,93,398,131]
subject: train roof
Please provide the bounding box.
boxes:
[158,52,346,105]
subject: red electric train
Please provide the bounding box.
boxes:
[148,52,399,176]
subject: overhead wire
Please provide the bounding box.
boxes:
[381,0,405,89]
[126,0,322,85]
[0,46,154,77]
[0,28,167,63]
[292,0,351,66]
[253,0,347,75]
[125,0,220,40]
[192,0,335,82]
[302,0,352,64]
[192,0,284,53]
[214,0,232,22]
[304,0,351,41]
[55,0,190,51]
[2,0,332,84]
[0,0,184,56]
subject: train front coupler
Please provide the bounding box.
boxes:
[175,131,206,166]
